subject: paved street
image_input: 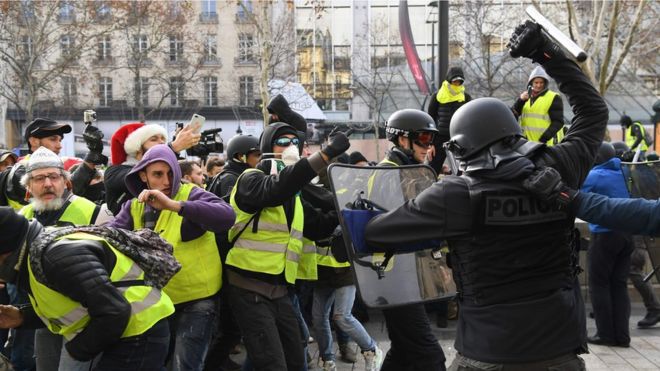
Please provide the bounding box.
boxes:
[231,303,660,370]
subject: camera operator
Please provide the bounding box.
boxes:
[104,122,200,215]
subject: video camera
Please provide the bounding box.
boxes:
[175,122,223,159]
[83,110,97,125]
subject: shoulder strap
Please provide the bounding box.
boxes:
[229,210,261,247]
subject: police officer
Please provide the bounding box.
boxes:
[364,21,608,370]
[370,109,446,371]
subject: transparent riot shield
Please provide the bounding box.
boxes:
[621,160,660,282]
[328,163,456,308]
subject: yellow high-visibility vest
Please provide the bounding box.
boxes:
[626,122,649,151]
[520,91,564,146]
[20,195,97,226]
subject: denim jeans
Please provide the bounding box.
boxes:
[6,284,35,371]
[313,285,375,362]
[289,289,309,371]
[33,329,92,371]
[93,318,170,371]
[168,298,218,371]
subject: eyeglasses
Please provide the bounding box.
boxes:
[274,137,300,147]
[31,173,63,184]
[413,132,435,147]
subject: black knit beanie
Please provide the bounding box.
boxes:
[0,207,29,255]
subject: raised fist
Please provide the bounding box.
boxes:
[508,20,564,64]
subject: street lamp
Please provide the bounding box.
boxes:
[426,1,439,91]
[236,125,243,135]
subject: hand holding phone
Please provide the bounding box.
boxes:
[187,114,205,134]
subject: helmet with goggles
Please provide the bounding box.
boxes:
[386,109,438,147]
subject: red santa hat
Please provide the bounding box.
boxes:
[111,123,145,165]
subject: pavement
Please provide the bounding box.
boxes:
[229,303,660,370]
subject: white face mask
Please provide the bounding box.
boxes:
[281,144,300,166]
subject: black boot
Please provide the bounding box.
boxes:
[638,311,660,328]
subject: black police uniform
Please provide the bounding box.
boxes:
[365,54,608,365]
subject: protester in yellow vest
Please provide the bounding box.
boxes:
[511,66,565,146]
[620,115,650,160]
[16,146,101,370]
[225,122,349,370]
[0,207,175,370]
[427,66,472,173]
[109,144,235,370]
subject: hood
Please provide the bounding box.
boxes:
[594,157,622,171]
[267,94,307,136]
[527,65,550,85]
[259,122,300,157]
[125,144,181,197]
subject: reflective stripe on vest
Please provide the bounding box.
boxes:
[226,168,304,284]
[626,122,649,151]
[316,245,351,268]
[296,238,318,280]
[130,183,221,304]
[520,91,564,146]
[20,196,97,226]
[27,232,174,339]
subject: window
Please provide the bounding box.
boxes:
[201,0,216,16]
[203,35,217,63]
[59,1,75,22]
[204,77,218,106]
[169,77,184,106]
[238,34,254,63]
[99,77,112,106]
[169,0,183,19]
[169,35,183,62]
[98,36,111,60]
[20,0,35,22]
[96,1,111,20]
[20,36,33,58]
[236,0,252,21]
[134,77,149,107]
[239,76,254,106]
[60,35,74,58]
[132,34,148,60]
[62,77,77,105]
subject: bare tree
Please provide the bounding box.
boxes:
[110,1,205,121]
[453,1,524,99]
[561,0,654,95]
[0,1,113,122]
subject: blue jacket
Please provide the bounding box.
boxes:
[580,157,629,232]
[575,192,659,236]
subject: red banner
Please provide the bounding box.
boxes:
[399,1,430,95]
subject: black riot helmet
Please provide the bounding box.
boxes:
[594,142,616,165]
[259,122,301,158]
[386,109,438,145]
[447,98,522,160]
[226,135,260,162]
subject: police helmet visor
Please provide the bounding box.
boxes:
[273,137,300,147]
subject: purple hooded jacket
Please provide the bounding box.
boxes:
[109,144,235,240]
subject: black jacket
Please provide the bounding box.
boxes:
[207,160,250,202]
[230,157,337,284]
[511,89,565,144]
[365,55,608,362]
[19,227,130,362]
[104,164,132,215]
[427,92,472,137]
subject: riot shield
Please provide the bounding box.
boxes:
[621,160,660,282]
[328,163,456,308]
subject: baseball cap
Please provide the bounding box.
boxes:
[24,118,72,143]
[0,150,17,164]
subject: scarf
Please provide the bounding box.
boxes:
[436,80,466,104]
[30,226,181,289]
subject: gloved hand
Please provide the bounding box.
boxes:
[507,20,564,64]
[322,127,352,159]
[83,125,108,166]
[621,150,635,162]
[522,166,577,209]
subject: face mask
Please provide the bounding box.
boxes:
[281,144,300,166]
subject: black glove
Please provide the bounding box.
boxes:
[621,150,635,162]
[322,127,352,159]
[83,125,108,165]
[507,20,564,64]
[522,166,577,209]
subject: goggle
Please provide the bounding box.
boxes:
[273,137,300,147]
[413,131,435,147]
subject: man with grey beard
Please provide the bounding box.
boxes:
[15,146,101,371]
[19,147,100,227]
